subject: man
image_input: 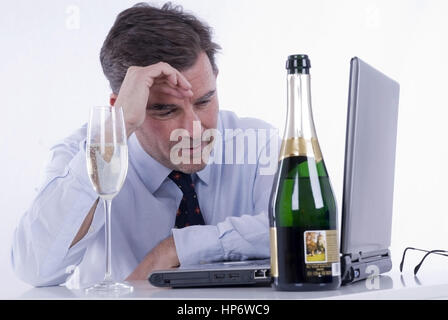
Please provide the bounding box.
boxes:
[11,3,277,286]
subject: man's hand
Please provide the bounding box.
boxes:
[126,236,180,281]
[114,62,193,137]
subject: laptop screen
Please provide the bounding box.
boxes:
[341,57,400,256]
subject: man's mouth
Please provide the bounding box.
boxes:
[185,141,211,154]
[169,137,215,165]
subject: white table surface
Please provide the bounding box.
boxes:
[12,266,448,300]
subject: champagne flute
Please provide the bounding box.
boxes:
[85,106,133,295]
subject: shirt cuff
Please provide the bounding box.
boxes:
[172,225,225,266]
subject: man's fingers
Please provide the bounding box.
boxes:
[176,72,192,90]
[153,79,194,97]
[160,64,191,89]
[158,86,193,99]
[153,77,178,88]
[159,87,183,99]
[179,88,194,97]
[167,72,178,87]
[164,70,192,91]
[147,63,192,90]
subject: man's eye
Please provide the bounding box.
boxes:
[196,100,210,107]
[153,110,175,117]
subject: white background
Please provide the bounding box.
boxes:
[1,0,447,298]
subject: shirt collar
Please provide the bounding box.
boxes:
[128,133,172,194]
[194,161,211,186]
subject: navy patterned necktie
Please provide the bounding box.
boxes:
[168,170,205,228]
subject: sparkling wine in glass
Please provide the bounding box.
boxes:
[85,106,133,295]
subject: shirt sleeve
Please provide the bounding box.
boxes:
[11,126,104,287]
[172,212,270,265]
[172,131,279,266]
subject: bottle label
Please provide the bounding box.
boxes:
[279,137,323,162]
[303,230,339,277]
[279,137,307,161]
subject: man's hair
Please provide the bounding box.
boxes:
[100,2,221,94]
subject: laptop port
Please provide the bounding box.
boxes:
[228,273,240,279]
[214,273,225,279]
[254,269,269,279]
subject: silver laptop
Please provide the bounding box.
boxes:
[148,57,400,288]
[340,57,399,284]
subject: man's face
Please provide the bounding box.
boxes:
[135,52,219,174]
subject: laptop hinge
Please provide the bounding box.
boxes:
[341,249,392,285]
[345,249,390,263]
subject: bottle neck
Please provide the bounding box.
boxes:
[280,72,322,161]
[284,73,316,139]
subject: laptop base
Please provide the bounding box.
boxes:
[341,249,392,285]
[149,260,271,288]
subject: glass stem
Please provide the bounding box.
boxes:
[103,198,113,282]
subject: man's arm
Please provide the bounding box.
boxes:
[70,198,99,248]
[12,62,194,286]
[126,236,179,281]
[11,132,103,287]
[126,212,271,280]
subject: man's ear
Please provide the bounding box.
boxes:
[110,93,118,106]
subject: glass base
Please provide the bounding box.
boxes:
[84,279,134,297]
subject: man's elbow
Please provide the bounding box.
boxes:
[10,247,68,287]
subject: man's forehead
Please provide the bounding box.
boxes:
[181,52,214,82]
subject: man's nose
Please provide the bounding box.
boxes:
[182,108,202,141]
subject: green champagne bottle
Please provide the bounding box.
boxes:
[269,55,341,291]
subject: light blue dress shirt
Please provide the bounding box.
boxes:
[11,110,278,287]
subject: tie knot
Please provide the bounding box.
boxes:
[168,171,195,194]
